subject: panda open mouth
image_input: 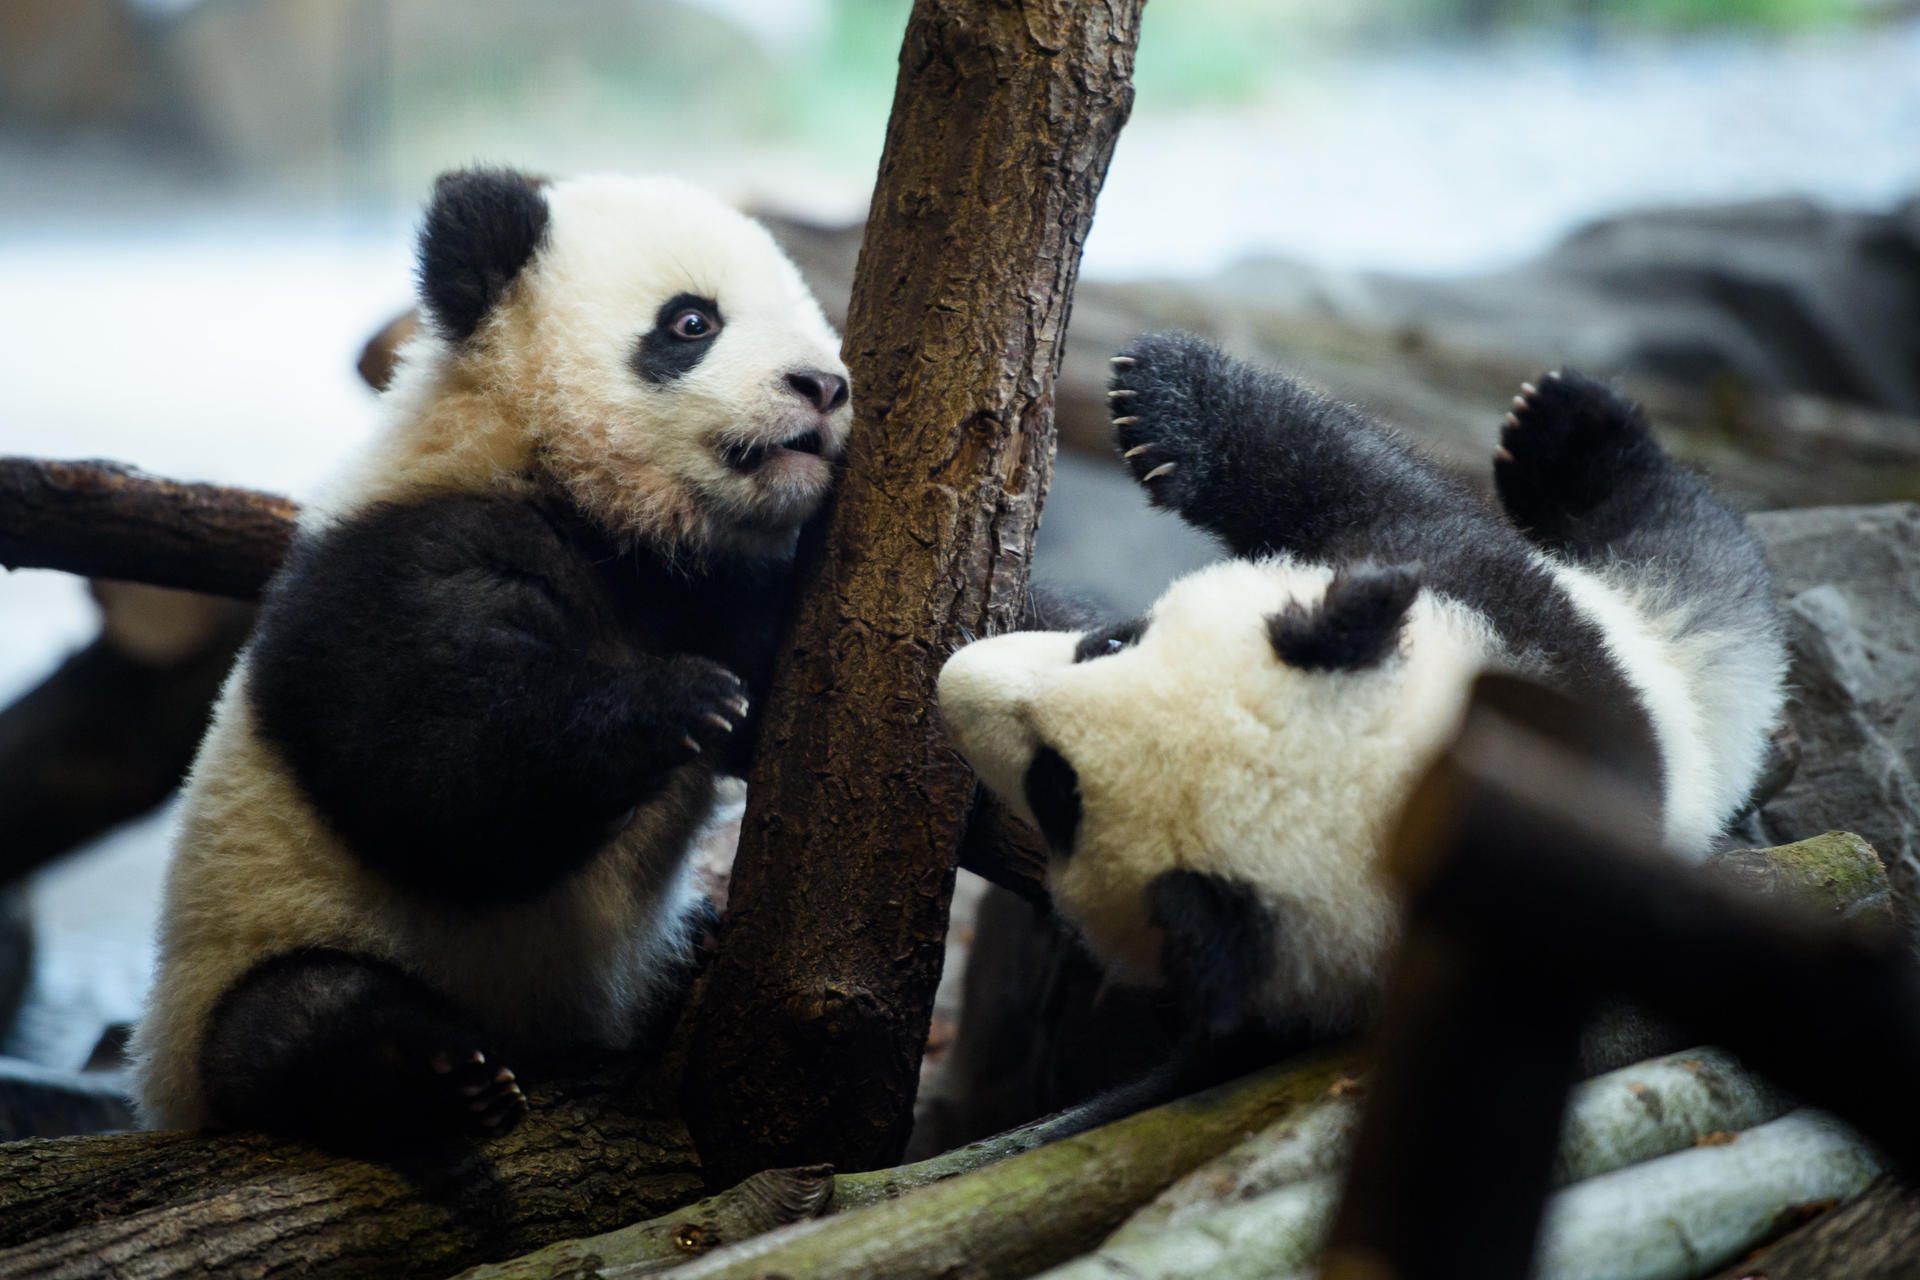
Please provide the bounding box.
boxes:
[721,427,825,474]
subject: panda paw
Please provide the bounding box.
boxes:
[658,656,752,766]
[1493,370,1659,537]
[427,1045,529,1140]
[1108,331,1228,516]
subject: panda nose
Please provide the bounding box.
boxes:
[785,369,849,414]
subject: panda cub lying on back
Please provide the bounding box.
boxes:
[939,332,1784,1040]
[130,170,851,1154]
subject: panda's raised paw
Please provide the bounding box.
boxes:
[1107,331,1228,513]
[1494,368,1659,532]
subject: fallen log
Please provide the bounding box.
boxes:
[1704,1174,1920,1280]
[1046,1047,1794,1280]
[0,1062,702,1280]
[455,1067,1236,1280]
[641,1050,1357,1280]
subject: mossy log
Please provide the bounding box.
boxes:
[455,1070,1224,1280]
[645,1050,1359,1280]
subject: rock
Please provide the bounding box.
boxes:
[0,889,29,1044]
[1749,505,1920,939]
[0,1055,134,1142]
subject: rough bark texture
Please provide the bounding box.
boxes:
[1706,1174,1920,1280]
[0,1064,703,1280]
[680,0,1143,1184]
[0,457,296,598]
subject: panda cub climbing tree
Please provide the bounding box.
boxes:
[939,331,1785,1045]
[131,170,852,1155]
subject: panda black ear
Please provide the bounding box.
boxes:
[1267,562,1421,671]
[417,169,550,342]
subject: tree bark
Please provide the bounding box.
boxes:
[0,458,295,599]
[680,0,1143,1184]
[0,1063,703,1280]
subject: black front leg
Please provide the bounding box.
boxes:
[200,949,526,1158]
[1109,331,1459,561]
[249,494,748,907]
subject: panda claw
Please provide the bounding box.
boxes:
[726,696,750,718]
[1504,412,1521,429]
[1108,388,1136,400]
[682,734,701,755]
[1123,444,1152,459]
[1546,369,1562,381]
[1111,355,1136,368]
[1512,395,1529,411]
[702,713,733,733]
[1520,381,1538,397]
[1113,415,1140,427]
[1495,446,1515,462]
[1143,462,1178,482]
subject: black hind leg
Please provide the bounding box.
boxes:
[1493,371,1690,562]
[200,949,527,1158]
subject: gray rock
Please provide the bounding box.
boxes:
[0,888,28,1043]
[1750,504,1920,939]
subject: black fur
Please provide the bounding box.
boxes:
[249,492,791,908]
[200,948,526,1156]
[633,292,724,384]
[1146,870,1276,1037]
[1496,370,1779,641]
[1022,745,1082,855]
[1107,331,1737,787]
[1268,563,1420,671]
[417,169,550,343]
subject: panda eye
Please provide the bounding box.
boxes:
[1073,616,1148,663]
[668,308,717,340]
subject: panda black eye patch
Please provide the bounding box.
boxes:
[1073,617,1148,663]
[632,292,724,384]
[1023,744,1082,855]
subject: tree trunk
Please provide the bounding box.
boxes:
[680,0,1144,1185]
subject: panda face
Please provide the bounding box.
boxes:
[409,171,851,557]
[938,556,1496,1021]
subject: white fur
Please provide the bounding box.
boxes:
[133,174,847,1130]
[310,174,851,558]
[1547,557,1785,859]
[940,557,1500,1029]
[938,550,1783,1028]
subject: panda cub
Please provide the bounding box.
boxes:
[130,170,851,1154]
[938,331,1784,1041]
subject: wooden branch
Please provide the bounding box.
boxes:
[1054,1047,1791,1280]
[650,1052,1357,1280]
[680,0,1144,1183]
[0,1062,703,1280]
[0,458,295,599]
[1705,1175,1920,1280]
[456,1065,1231,1280]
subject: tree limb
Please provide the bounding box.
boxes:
[0,457,295,599]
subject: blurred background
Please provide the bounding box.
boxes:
[2,0,1917,1134]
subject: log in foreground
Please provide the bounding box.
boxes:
[1705,1175,1920,1280]
[646,1051,1358,1280]
[0,457,295,598]
[454,1068,1215,1280]
[0,1064,703,1280]
[682,0,1146,1183]
[1045,1047,1794,1280]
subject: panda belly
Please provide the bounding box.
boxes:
[131,670,715,1132]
